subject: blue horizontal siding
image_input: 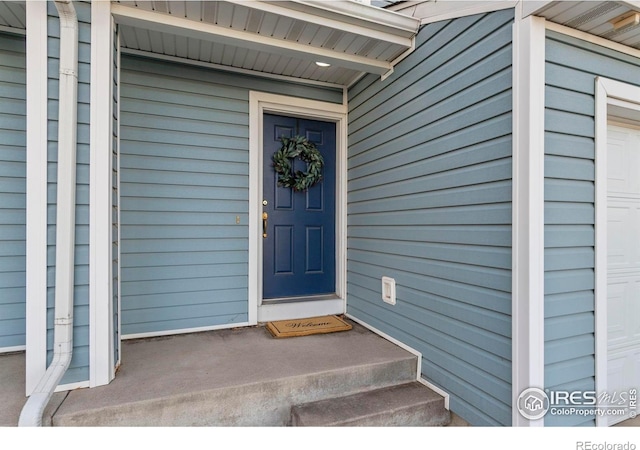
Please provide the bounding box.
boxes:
[0,32,26,351]
[121,55,342,106]
[119,56,249,335]
[347,8,514,426]
[120,54,341,336]
[544,30,640,426]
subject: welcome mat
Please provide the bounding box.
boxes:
[266,315,352,338]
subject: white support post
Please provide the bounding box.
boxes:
[89,0,115,387]
[511,9,546,426]
[25,0,49,396]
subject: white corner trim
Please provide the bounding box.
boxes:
[593,77,640,427]
[89,0,114,388]
[545,21,640,62]
[25,0,49,396]
[345,314,450,410]
[115,23,122,371]
[248,92,347,325]
[594,77,608,428]
[511,11,546,427]
[418,377,450,411]
[520,1,554,19]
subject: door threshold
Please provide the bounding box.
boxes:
[258,296,344,323]
[262,293,340,305]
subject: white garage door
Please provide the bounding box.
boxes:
[607,124,640,426]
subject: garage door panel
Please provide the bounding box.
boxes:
[607,200,640,270]
[607,278,640,348]
[607,124,640,421]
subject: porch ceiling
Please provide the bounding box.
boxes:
[0,1,25,31]
[534,1,640,49]
[112,0,421,86]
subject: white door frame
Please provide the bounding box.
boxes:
[248,92,348,324]
[594,77,640,426]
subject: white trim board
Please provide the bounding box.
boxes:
[511,11,546,427]
[115,22,122,372]
[594,77,640,427]
[346,314,450,410]
[25,0,48,396]
[54,380,89,393]
[223,0,416,46]
[545,21,640,61]
[248,92,348,324]
[1,345,26,354]
[419,1,517,25]
[122,321,252,341]
[0,25,26,36]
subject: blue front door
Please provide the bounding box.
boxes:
[262,114,336,299]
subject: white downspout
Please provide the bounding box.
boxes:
[19,0,78,427]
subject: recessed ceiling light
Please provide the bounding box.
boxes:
[315,62,331,67]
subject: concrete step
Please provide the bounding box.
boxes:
[49,323,420,426]
[290,381,450,427]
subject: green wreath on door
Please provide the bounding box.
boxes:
[272,135,324,192]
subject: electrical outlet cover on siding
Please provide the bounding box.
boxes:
[381,276,396,305]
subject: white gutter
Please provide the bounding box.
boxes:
[19,0,78,427]
[381,36,416,81]
[294,0,421,37]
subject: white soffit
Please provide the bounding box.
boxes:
[0,1,26,31]
[389,0,640,52]
[533,1,640,49]
[390,1,517,20]
[112,0,420,86]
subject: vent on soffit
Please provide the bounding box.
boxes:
[611,11,640,30]
[602,11,640,39]
[564,2,622,29]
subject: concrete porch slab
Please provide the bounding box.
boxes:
[0,352,26,426]
[0,322,464,427]
[10,324,416,426]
